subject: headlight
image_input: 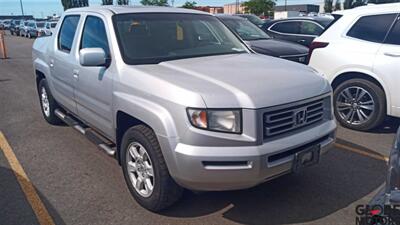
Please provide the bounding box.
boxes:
[187,108,242,134]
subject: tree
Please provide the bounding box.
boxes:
[242,0,276,16]
[182,1,197,8]
[61,0,88,10]
[324,0,333,12]
[140,0,169,6]
[117,0,129,4]
[102,0,113,5]
[334,0,342,10]
[343,0,367,9]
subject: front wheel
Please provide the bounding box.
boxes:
[121,125,183,211]
[333,78,386,131]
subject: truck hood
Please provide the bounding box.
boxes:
[130,53,331,108]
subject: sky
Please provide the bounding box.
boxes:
[0,0,322,18]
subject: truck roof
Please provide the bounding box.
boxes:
[66,5,210,16]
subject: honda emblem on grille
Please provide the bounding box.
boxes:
[294,109,308,126]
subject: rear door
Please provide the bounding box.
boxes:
[299,21,324,46]
[267,21,302,44]
[49,15,81,115]
[74,13,114,139]
[374,14,400,116]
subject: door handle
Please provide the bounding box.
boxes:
[384,52,400,57]
[72,69,79,79]
[49,59,54,68]
[298,39,306,43]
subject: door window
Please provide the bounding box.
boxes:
[270,21,301,34]
[58,15,80,53]
[80,16,110,57]
[347,14,397,43]
[300,21,323,35]
[385,16,400,45]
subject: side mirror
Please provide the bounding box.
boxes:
[79,48,107,67]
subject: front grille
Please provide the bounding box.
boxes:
[280,54,308,64]
[263,97,326,139]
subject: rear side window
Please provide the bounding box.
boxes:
[347,14,397,43]
[385,17,400,45]
[58,15,80,53]
[271,21,300,34]
[300,21,323,35]
[80,16,110,57]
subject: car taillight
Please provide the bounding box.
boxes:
[307,41,329,64]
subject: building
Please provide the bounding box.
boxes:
[193,6,224,14]
[0,15,34,20]
[224,2,246,14]
[274,4,320,14]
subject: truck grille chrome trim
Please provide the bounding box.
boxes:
[263,96,327,139]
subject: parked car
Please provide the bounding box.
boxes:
[9,19,21,36]
[26,21,46,38]
[262,17,334,47]
[19,20,31,37]
[1,19,11,30]
[309,3,400,131]
[236,14,266,27]
[217,15,309,64]
[43,21,58,36]
[369,126,400,223]
[32,6,336,211]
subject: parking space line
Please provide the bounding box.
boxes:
[334,142,389,162]
[0,131,55,225]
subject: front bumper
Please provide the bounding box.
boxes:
[168,120,336,191]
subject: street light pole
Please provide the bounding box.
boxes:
[19,0,25,16]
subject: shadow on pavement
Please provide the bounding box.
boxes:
[0,166,65,225]
[162,148,387,225]
[370,117,400,134]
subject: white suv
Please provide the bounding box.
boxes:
[309,3,400,131]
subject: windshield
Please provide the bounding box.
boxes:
[113,13,247,65]
[37,22,45,28]
[221,18,270,41]
[242,15,264,26]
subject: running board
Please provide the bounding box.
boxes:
[54,109,116,156]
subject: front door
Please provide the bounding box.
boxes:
[74,13,114,139]
[374,14,400,116]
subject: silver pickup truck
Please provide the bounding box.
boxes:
[32,6,336,211]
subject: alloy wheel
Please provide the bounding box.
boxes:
[126,142,154,198]
[336,86,375,125]
[41,87,50,117]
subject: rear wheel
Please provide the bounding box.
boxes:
[121,125,183,211]
[38,79,63,125]
[333,78,386,131]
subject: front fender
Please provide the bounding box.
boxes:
[113,92,181,139]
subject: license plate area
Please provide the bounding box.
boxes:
[293,145,320,173]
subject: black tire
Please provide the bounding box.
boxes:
[121,125,183,212]
[333,78,386,131]
[38,79,63,125]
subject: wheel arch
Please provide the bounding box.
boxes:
[331,71,390,113]
[115,111,150,164]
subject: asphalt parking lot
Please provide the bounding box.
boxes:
[1,32,399,225]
